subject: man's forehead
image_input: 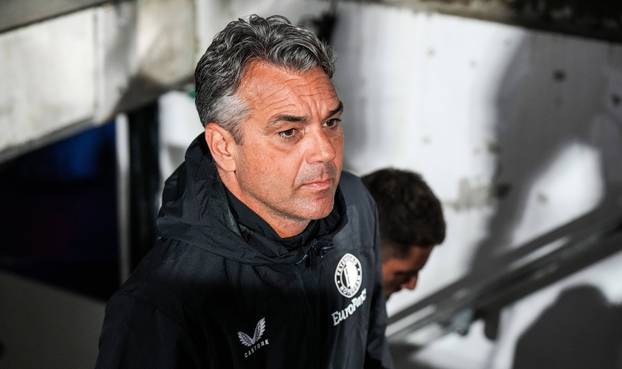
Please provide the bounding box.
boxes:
[238,60,338,103]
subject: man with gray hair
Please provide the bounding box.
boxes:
[95,15,393,369]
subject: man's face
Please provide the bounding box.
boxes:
[382,245,433,299]
[228,61,344,235]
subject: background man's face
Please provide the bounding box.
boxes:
[382,246,433,299]
[230,61,344,232]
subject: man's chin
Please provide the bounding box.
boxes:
[292,192,334,219]
[307,199,335,220]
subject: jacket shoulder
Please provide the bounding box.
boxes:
[339,171,376,215]
[96,292,203,369]
[114,239,228,320]
[335,171,378,250]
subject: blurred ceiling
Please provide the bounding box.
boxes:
[353,0,622,42]
[0,0,114,33]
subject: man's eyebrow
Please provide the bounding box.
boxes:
[267,101,343,127]
[327,101,344,117]
[268,114,308,126]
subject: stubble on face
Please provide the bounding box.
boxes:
[221,60,344,237]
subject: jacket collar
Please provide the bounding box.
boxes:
[157,134,347,265]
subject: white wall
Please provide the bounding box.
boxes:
[330,3,622,368]
[0,0,196,162]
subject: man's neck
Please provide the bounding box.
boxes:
[219,174,309,238]
[270,219,310,238]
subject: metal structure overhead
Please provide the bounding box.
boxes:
[0,0,196,163]
[0,0,113,33]
[351,0,622,43]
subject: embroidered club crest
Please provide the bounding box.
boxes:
[238,318,266,347]
[334,253,363,298]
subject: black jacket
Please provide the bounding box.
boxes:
[95,136,394,369]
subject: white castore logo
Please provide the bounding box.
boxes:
[238,317,266,347]
[334,253,363,298]
[237,318,270,359]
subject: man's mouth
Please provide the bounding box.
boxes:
[301,178,332,190]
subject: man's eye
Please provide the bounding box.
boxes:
[278,128,298,139]
[324,118,341,128]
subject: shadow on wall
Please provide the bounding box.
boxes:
[512,285,622,369]
[468,31,622,368]
[471,36,622,274]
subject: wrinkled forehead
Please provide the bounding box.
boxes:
[237,60,339,109]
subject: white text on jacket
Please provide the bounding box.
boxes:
[332,288,367,326]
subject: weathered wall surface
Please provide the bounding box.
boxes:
[0,0,195,162]
[0,12,96,160]
[331,3,622,368]
[365,0,622,42]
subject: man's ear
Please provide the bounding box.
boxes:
[204,123,237,172]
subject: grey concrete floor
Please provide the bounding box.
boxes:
[0,271,105,369]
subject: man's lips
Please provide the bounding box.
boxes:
[301,178,333,190]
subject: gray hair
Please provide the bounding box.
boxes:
[194,14,336,142]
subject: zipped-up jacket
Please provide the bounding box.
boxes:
[95,136,394,369]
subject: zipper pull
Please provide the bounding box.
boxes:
[315,239,334,258]
[295,239,334,267]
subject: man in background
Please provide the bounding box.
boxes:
[363,168,446,299]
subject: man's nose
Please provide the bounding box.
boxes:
[401,276,418,290]
[307,129,336,163]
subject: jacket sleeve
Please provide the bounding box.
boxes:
[94,294,201,369]
[364,205,395,369]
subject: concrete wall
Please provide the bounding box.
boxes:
[330,3,622,368]
[0,0,196,162]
